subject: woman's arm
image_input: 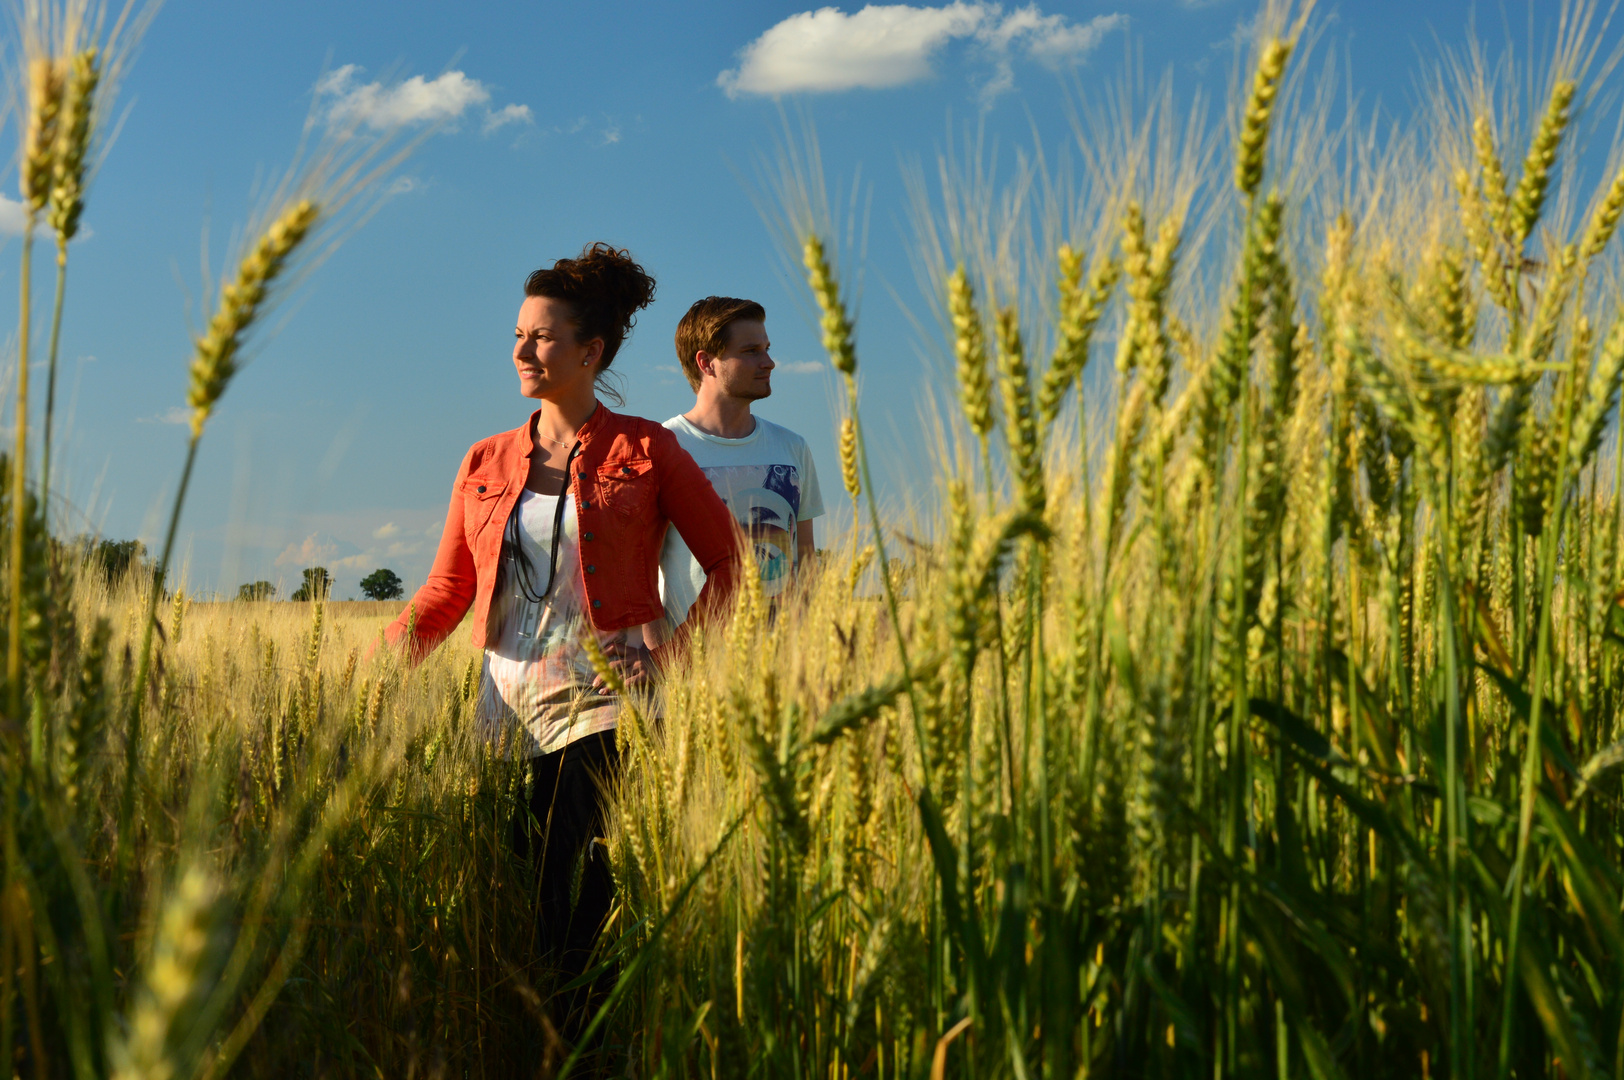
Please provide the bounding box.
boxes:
[650,429,742,666]
[385,447,480,662]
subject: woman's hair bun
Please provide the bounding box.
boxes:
[524,243,656,371]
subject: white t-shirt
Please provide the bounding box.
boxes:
[658,414,824,626]
[480,488,642,756]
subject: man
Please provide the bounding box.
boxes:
[659,296,824,628]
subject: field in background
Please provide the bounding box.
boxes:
[189,599,407,622]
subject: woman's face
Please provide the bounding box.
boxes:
[513,295,602,401]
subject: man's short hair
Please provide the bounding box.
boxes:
[675,296,766,391]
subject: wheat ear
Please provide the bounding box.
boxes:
[1235,40,1291,198]
[120,198,321,892]
[41,48,101,513]
[10,51,62,753]
[188,200,319,437]
[995,307,1044,516]
[1511,80,1576,245]
[948,266,994,440]
[804,235,856,377]
[839,416,860,500]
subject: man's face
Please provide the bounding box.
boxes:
[699,320,773,401]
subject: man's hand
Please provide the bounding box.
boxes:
[592,638,655,694]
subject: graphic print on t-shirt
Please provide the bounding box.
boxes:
[700,463,801,597]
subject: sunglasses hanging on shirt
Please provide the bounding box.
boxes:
[502,442,581,640]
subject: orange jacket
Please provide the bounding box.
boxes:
[387,404,742,663]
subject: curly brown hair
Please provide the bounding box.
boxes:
[524,243,657,377]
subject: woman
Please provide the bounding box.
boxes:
[386,243,741,1013]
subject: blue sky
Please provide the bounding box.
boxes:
[2,0,1605,598]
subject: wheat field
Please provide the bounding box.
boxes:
[6,0,1624,1078]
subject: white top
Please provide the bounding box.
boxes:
[658,413,824,626]
[479,488,642,756]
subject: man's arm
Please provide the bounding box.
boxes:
[794,434,824,576]
[797,519,816,572]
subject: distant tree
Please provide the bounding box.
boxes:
[290,567,332,601]
[236,581,277,602]
[88,538,150,588]
[359,568,404,601]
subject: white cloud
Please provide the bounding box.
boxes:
[718,3,1123,97]
[776,360,826,374]
[316,65,529,133]
[720,3,982,95]
[372,522,401,540]
[275,533,338,568]
[483,103,533,134]
[0,195,26,237]
[601,125,622,145]
[0,193,97,238]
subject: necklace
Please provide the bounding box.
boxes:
[534,429,576,449]
[535,404,595,451]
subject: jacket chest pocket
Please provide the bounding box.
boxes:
[596,458,655,520]
[461,477,508,536]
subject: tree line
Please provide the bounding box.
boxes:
[77,539,404,601]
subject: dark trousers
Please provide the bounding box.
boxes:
[513,731,620,1038]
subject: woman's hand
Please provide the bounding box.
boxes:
[592,639,655,694]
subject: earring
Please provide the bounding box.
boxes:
[582,360,590,366]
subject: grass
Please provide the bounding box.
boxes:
[5,0,1624,1077]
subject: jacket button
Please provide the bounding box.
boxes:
[583,501,592,510]
[583,532,593,541]
[586,565,596,574]
[476,485,486,493]
[621,466,633,474]
[591,599,601,609]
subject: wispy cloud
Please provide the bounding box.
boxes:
[316,65,531,135]
[538,114,624,146]
[1211,10,1260,50]
[718,3,1125,99]
[372,522,401,540]
[991,8,1125,68]
[137,405,190,425]
[978,8,1125,106]
[483,102,533,134]
[275,533,338,568]
[331,539,423,571]
[776,360,826,374]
